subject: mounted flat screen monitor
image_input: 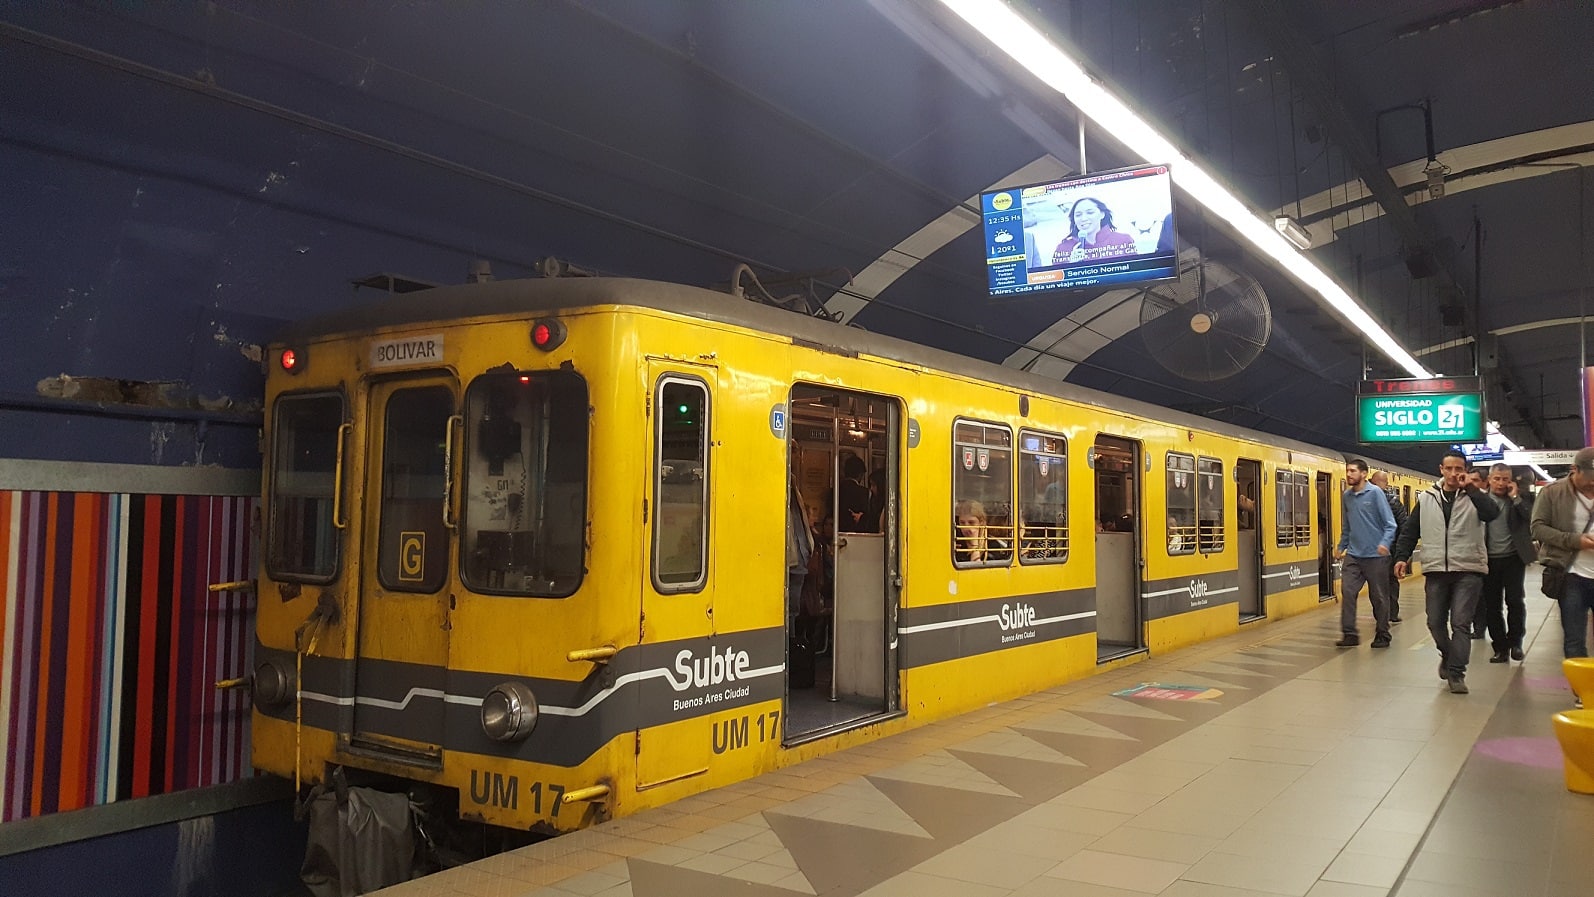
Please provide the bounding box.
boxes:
[1455,442,1504,463]
[982,164,1178,297]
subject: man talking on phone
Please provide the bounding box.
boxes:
[1393,450,1500,694]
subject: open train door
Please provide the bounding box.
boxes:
[1316,471,1335,601]
[784,385,899,743]
[349,374,457,768]
[1093,436,1144,662]
[1236,459,1264,620]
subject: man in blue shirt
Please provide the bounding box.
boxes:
[1336,459,1399,648]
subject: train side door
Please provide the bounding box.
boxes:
[1093,436,1144,661]
[637,363,716,790]
[1236,459,1264,620]
[1316,472,1335,600]
[784,386,899,743]
[349,375,457,766]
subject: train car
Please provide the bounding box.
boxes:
[248,276,1424,835]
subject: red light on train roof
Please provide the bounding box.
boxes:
[280,348,303,374]
[530,319,567,351]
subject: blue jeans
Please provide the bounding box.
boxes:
[1426,571,1482,676]
[1561,572,1594,658]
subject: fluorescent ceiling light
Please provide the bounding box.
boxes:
[937,0,1432,378]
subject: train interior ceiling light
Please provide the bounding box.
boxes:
[937,0,1433,379]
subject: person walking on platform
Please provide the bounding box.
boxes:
[1371,471,1409,622]
[1480,463,1535,663]
[1335,460,1398,648]
[1393,450,1500,694]
[1529,446,1594,708]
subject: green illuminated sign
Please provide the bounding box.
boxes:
[1356,392,1484,443]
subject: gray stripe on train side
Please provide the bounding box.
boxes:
[896,589,1096,669]
[255,627,789,768]
[1261,560,1325,595]
[1139,570,1242,620]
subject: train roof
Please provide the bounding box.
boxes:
[281,276,1427,477]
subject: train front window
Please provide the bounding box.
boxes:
[1165,453,1196,555]
[952,420,1013,567]
[461,371,589,597]
[1198,457,1225,553]
[1293,475,1312,547]
[1018,430,1067,563]
[267,393,344,581]
[653,378,709,592]
[377,386,454,593]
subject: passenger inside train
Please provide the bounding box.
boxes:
[955,500,1012,563]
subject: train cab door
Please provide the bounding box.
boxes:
[1316,472,1335,600]
[349,374,457,767]
[1093,436,1144,662]
[637,363,716,790]
[784,386,899,743]
[1236,459,1264,620]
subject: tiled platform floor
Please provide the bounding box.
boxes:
[375,576,1594,897]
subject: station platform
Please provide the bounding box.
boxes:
[375,576,1594,897]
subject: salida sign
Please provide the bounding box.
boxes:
[1356,377,1484,444]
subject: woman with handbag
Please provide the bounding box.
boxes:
[1530,446,1594,706]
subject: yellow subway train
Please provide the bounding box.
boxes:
[249,276,1427,834]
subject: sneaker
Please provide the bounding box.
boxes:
[1578,695,1584,710]
[1510,646,1524,662]
[1449,676,1469,694]
[1335,635,1360,648]
[1370,635,1391,649]
[1489,650,1508,663]
[1439,659,1449,680]
[1390,615,1403,623]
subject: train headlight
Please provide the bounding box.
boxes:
[252,659,296,708]
[278,346,306,375]
[530,319,567,352]
[480,681,539,743]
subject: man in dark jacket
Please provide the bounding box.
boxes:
[1371,471,1409,622]
[1393,450,1500,695]
[1529,447,1594,697]
[1479,463,1536,663]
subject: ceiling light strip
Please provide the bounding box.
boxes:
[937,0,1432,378]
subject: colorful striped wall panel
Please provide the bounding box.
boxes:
[1,491,258,822]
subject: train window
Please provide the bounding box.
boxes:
[267,392,344,582]
[1018,430,1067,564]
[376,386,454,593]
[1275,469,1295,548]
[461,371,589,597]
[1294,473,1312,547]
[653,377,710,592]
[1198,457,1225,553]
[952,420,1013,567]
[1165,453,1196,555]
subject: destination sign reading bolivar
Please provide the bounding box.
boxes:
[1356,377,1484,444]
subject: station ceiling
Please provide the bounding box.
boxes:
[2,1,1590,471]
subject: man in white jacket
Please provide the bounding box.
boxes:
[1393,450,1500,694]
